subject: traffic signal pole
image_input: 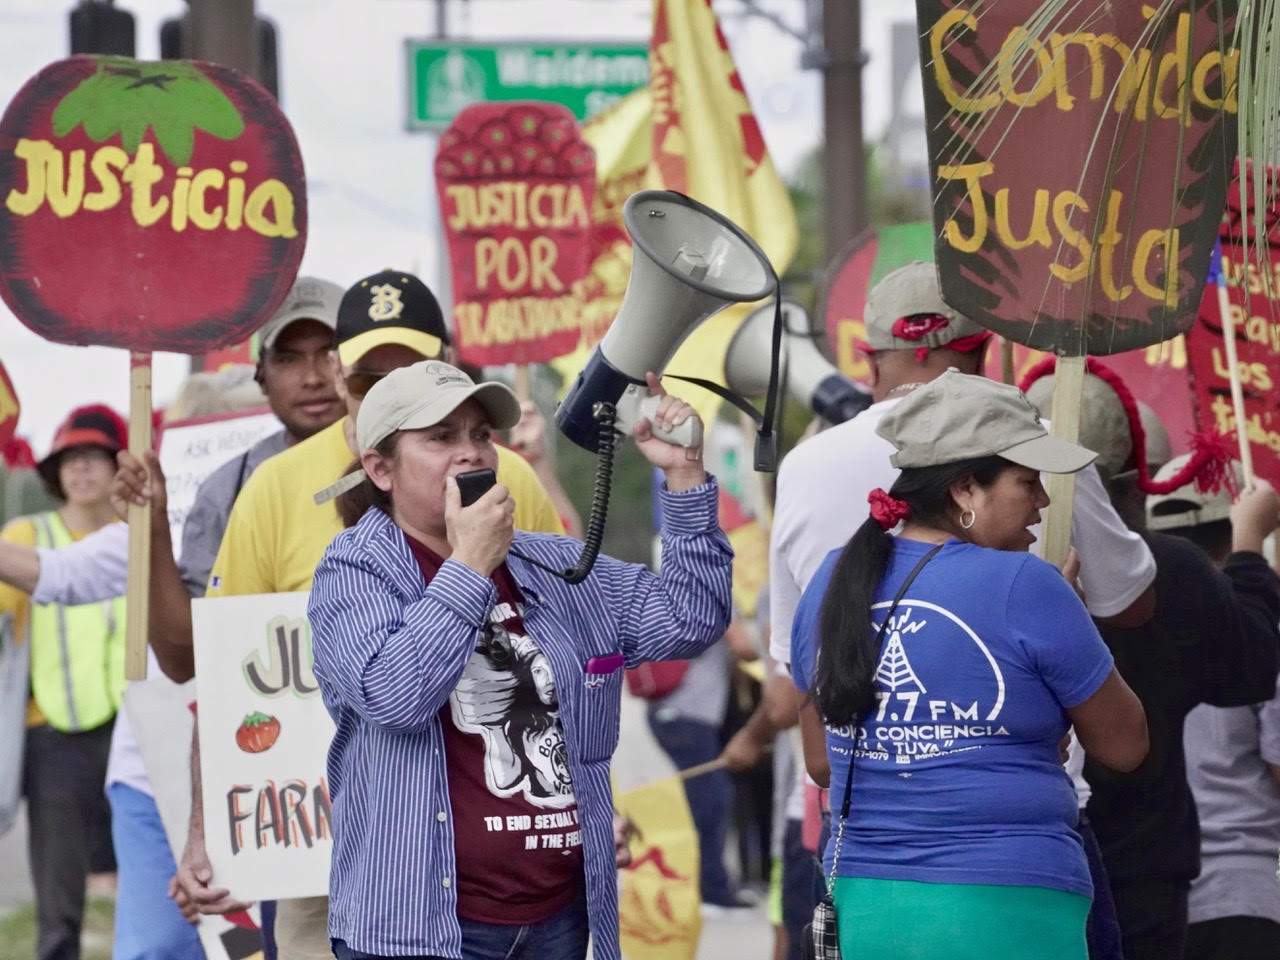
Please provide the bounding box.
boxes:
[820,0,867,256]
[186,0,257,77]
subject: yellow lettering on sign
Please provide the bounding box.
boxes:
[937,158,1192,308]
[3,144,298,240]
[444,182,590,231]
[929,5,1237,121]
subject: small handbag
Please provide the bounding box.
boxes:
[807,543,943,960]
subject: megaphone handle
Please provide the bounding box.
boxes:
[618,386,703,449]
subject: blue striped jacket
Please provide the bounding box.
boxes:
[307,479,733,958]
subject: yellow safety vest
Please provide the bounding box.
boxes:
[29,513,127,732]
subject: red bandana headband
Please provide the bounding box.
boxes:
[1018,357,1236,497]
[857,314,993,362]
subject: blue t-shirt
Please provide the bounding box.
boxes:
[792,537,1113,898]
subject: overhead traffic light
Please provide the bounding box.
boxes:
[69,0,136,57]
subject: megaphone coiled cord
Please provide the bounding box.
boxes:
[509,401,617,585]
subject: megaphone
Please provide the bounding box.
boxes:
[557,191,776,454]
[545,190,777,586]
[726,298,872,424]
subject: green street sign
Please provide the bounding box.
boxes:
[404,40,649,131]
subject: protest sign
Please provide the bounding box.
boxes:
[126,678,267,960]
[435,101,596,366]
[0,54,307,678]
[0,360,18,450]
[822,222,935,381]
[157,408,278,553]
[0,56,305,352]
[916,0,1237,356]
[1187,164,1280,486]
[193,592,333,901]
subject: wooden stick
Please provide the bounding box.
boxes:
[1000,337,1016,385]
[1217,283,1255,485]
[513,366,532,403]
[124,352,153,681]
[675,757,728,782]
[1041,355,1085,569]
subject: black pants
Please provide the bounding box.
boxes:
[1186,916,1280,960]
[22,721,114,960]
[1111,877,1189,960]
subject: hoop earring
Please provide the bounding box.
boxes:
[960,508,976,530]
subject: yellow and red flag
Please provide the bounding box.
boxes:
[616,774,702,960]
[556,0,799,428]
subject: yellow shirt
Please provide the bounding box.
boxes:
[206,418,564,596]
[0,515,113,726]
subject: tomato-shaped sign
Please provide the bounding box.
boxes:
[0,56,307,352]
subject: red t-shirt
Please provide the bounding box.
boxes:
[404,535,584,924]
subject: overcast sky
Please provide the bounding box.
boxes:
[0,0,912,449]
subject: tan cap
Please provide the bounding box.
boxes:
[876,369,1097,473]
[355,360,521,453]
[257,277,342,354]
[1146,454,1243,530]
[1024,371,1135,477]
[863,261,990,352]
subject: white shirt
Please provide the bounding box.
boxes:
[33,522,155,797]
[769,396,1157,807]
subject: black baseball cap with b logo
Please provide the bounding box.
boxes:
[334,269,450,366]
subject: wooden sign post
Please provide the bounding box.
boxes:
[0,56,308,678]
[916,0,1239,564]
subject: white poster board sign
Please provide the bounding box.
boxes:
[126,678,267,960]
[193,592,334,900]
[159,409,279,555]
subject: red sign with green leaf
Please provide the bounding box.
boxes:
[0,56,306,353]
[434,101,595,366]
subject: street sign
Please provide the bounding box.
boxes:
[404,40,648,130]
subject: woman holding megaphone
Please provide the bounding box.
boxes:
[307,360,731,960]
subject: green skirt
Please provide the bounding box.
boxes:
[833,877,1089,960]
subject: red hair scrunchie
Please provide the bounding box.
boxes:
[868,488,911,530]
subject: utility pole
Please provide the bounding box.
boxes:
[185,0,257,77]
[818,0,867,259]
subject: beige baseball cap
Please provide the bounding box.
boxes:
[876,369,1097,473]
[355,360,521,453]
[256,277,342,354]
[862,261,991,352]
[1146,454,1243,530]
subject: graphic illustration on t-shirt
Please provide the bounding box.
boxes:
[837,601,1009,767]
[449,601,575,808]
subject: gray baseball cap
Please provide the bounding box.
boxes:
[876,369,1097,473]
[1146,454,1243,530]
[863,261,991,352]
[356,360,521,453]
[257,276,343,353]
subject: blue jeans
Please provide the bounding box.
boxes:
[108,783,203,960]
[781,818,826,960]
[646,711,738,905]
[1080,814,1124,960]
[330,889,588,960]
